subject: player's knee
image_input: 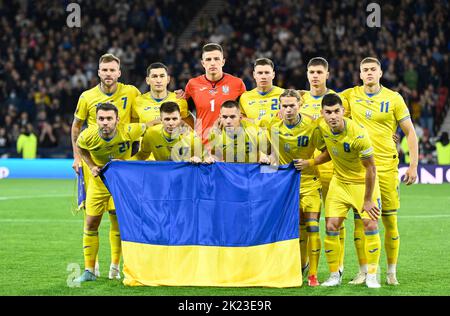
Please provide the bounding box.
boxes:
[326,221,340,232]
[363,219,378,232]
[85,215,101,231]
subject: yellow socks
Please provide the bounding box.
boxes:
[299,224,309,269]
[324,231,340,273]
[353,214,367,268]
[83,229,99,272]
[382,211,400,268]
[305,219,321,276]
[364,229,381,274]
[339,223,345,271]
[109,213,122,266]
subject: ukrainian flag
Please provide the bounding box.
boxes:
[102,161,301,287]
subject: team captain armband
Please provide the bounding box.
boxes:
[359,147,374,159]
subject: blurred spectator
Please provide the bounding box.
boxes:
[0,127,10,149]
[418,134,436,164]
[435,132,450,165]
[17,123,37,159]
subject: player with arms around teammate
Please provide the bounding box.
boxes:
[133,102,202,162]
[239,58,284,124]
[75,103,146,282]
[71,53,141,278]
[298,57,347,277]
[264,89,324,286]
[298,93,383,288]
[205,100,268,164]
[341,57,418,285]
[136,62,193,128]
[184,43,246,140]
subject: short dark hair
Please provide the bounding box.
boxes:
[160,101,180,114]
[96,102,118,117]
[202,43,223,55]
[307,57,328,70]
[221,100,240,110]
[321,93,343,108]
[254,58,274,70]
[146,62,168,76]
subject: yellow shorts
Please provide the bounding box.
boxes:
[82,161,115,212]
[377,167,400,211]
[85,170,115,216]
[300,189,322,213]
[325,176,381,220]
[318,171,333,201]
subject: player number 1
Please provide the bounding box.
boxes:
[210,99,215,112]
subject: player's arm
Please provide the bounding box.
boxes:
[361,156,380,220]
[78,146,101,177]
[294,149,331,171]
[71,117,85,173]
[399,118,418,185]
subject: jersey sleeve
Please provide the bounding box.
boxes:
[127,123,147,141]
[393,93,411,123]
[354,129,374,160]
[339,88,352,118]
[74,93,88,121]
[177,98,189,118]
[76,129,89,150]
[184,80,193,101]
[129,86,142,121]
[239,93,248,116]
[311,126,326,151]
[140,129,153,155]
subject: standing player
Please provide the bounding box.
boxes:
[206,100,267,163]
[71,53,141,279]
[298,93,382,288]
[75,103,146,282]
[298,57,345,277]
[184,43,246,141]
[265,89,323,286]
[341,57,418,285]
[136,62,193,128]
[239,58,284,124]
[133,102,202,162]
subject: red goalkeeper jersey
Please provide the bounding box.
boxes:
[185,73,246,139]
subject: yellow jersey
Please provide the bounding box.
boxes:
[140,125,201,161]
[75,83,141,126]
[316,117,374,184]
[239,86,284,121]
[266,115,321,193]
[208,120,266,163]
[136,91,189,123]
[299,89,337,177]
[340,86,410,168]
[300,89,336,120]
[77,123,146,166]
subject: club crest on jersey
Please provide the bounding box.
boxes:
[284,143,291,153]
[365,110,373,119]
[331,147,339,156]
[222,85,230,95]
[209,88,218,96]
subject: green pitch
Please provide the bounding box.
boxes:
[1,179,449,296]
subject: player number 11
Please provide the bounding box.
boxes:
[210,99,215,112]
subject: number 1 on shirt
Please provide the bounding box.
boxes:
[210,99,215,112]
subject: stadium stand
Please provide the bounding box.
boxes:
[0,0,448,158]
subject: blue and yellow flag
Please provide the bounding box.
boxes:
[77,167,86,212]
[102,161,301,287]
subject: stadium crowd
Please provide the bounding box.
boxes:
[0,0,448,161]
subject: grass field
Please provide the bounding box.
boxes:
[1,179,450,296]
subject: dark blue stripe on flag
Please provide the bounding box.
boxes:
[102,161,300,247]
[77,167,86,207]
